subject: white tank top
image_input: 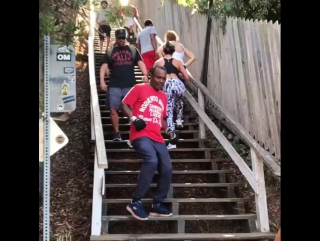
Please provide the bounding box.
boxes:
[172,43,185,65]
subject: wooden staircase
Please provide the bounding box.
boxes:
[89,29,275,240]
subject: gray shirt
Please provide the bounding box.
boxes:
[136,26,157,54]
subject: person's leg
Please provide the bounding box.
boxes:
[98,26,105,53]
[274,228,280,241]
[120,88,133,147]
[108,87,122,141]
[163,79,176,149]
[105,25,111,49]
[149,141,173,216]
[175,99,184,128]
[175,79,186,128]
[127,137,159,220]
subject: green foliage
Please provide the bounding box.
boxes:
[39,0,131,45]
[98,0,134,28]
[39,92,44,112]
[170,0,281,22]
[39,0,89,45]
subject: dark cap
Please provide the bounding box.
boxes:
[115,28,127,38]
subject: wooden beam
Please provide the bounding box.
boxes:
[89,3,108,169]
[185,79,280,176]
[90,96,95,141]
[91,150,105,236]
[185,91,257,193]
[198,89,206,139]
[251,148,270,232]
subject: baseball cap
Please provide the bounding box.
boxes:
[115,28,127,38]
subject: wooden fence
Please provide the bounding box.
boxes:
[132,0,281,160]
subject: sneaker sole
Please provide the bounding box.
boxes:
[126,205,148,220]
[113,138,122,141]
[149,212,173,217]
[167,145,177,149]
[126,141,133,148]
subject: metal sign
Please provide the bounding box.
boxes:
[50,45,76,112]
[39,116,69,162]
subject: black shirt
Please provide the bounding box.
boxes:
[101,45,142,88]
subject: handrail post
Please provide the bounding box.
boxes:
[91,150,105,236]
[198,89,205,139]
[251,148,270,232]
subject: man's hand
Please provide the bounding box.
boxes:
[142,74,149,83]
[131,116,146,131]
[100,81,107,91]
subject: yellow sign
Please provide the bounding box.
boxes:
[61,83,69,96]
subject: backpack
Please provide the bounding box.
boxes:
[106,45,137,66]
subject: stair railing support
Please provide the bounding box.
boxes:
[198,89,205,139]
[251,148,270,232]
[89,1,107,237]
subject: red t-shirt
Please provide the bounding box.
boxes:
[122,84,167,143]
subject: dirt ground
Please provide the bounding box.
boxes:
[39,61,92,241]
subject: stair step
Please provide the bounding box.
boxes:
[90,233,275,240]
[90,183,243,188]
[88,158,228,163]
[100,117,196,121]
[101,121,198,126]
[104,170,233,174]
[103,214,256,221]
[103,130,198,134]
[92,147,217,152]
[92,139,207,144]
[88,198,251,203]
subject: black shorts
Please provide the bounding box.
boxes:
[99,25,111,40]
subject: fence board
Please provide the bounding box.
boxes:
[133,0,280,160]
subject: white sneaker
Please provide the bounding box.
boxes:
[176,119,184,128]
[167,143,176,149]
[127,140,133,148]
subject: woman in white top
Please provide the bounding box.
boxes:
[156,30,196,128]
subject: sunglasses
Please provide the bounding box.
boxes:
[117,36,126,40]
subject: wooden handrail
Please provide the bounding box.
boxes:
[134,17,280,177]
[89,2,108,169]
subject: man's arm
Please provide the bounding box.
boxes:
[134,48,148,79]
[122,86,140,119]
[137,41,141,53]
[150,27,158,52]
[122,102,133,119]
[100,54,110,85]
[137,60,148,75]
[161,118,168,131]
[161,97,168,131]
[100,64,109,84]
[150,34,157,52]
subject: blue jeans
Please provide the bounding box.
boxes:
[131,137,172,202]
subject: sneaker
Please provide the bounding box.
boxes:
[176,119,184,128]
[126,140,133,148]
[112,132,122,141]
[149,203,173,217]
[126,201,148,220]
[167,143,176,149]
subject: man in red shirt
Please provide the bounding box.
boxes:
[121,66,178,220]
